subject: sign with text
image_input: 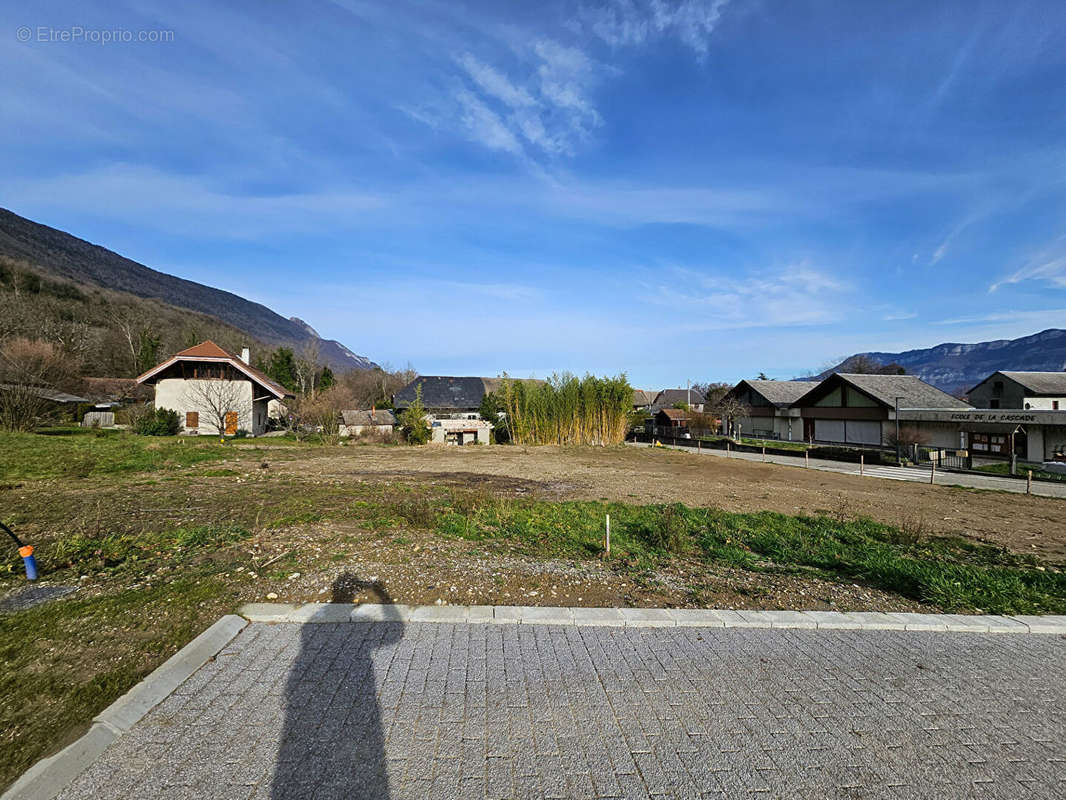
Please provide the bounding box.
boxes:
[947,412,1036,423]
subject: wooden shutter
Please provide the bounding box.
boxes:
[186,411,199,429]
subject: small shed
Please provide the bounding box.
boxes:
[340,409,397,437]
[652,408,691,435]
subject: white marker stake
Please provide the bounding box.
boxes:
[604,514,611,557]
[1027,470,1032,495]
[860,454,864,476]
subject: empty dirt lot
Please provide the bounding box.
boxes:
[273,444,1066,563]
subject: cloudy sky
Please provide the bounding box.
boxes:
[3,0,1065,385]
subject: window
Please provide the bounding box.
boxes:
[989,399,1000,409]
[186,411,199,429]
[992,380,1003,395]
[1055,401,1061,411]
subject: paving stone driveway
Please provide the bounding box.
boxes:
[58,622,1065,800]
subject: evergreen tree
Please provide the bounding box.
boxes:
[318,365,335,391]
[265,347,297,391]
[399,384,431,444]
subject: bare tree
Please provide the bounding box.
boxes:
[687,410,719,438]
[886,425,929,450]
[0,338,78,431]
[693,382,732,408]
[294,340,322,398]
[186,376,247,435]
[335,364,418,409]
[712,396,750,437]
[289,386,344,444]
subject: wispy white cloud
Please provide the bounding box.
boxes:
[436,41,604,159]
[645,262,849,330]
[6,164,387,238]
[454,89,525,155]
[456,53,536,109]
[411,2,734,161]
[934,308,1066,326]
[989,238,1066,291]
[882,311,918,321]
[435,280,544,302]
[584,0,731,55]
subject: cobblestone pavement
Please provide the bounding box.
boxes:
[57,622,1066,800]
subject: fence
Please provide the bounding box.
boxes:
[915,447,972,471]
[82,411,115,428]
[628,432,889,464]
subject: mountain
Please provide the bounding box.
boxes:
[817,329,1066,395]
[0,207,376,371]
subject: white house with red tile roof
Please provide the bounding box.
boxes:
[135,341,292,436]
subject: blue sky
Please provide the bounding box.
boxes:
[3,0,1066,386]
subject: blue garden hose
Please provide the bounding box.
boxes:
[1,520,37,581]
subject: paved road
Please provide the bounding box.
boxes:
[57,621,1066,799]
[628,441,1066,499]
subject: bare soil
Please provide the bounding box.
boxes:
[271,444,1066,563]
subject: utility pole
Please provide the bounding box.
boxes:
[894,396,903,466]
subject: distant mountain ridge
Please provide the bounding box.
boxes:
[0,207,376,371]
[817,329,1066,395]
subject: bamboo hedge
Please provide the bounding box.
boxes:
[497,373,632,446]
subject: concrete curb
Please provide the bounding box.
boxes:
[237,603,1066,634]
[1,615,247,800]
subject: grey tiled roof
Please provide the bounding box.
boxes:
[737,380,811,407]
[632,390,656,406]
[997,371,1066,395]
[341,409,397,426]
[0,384,88,403]
[394,376,546,409]
[829,373,969,409]
[654,388,705,406]
[394,377,487,409]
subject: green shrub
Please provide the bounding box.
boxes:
[134,407,181,437]
[399,385,432,445]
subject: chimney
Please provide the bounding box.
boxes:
[240,347,250,364]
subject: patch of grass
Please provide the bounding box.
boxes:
[697,435,809,452]
[50,523,252,574]
[975,461,1066,482]
[0,571,237,790]
[0,431,230,480]
[433,498,1064,614]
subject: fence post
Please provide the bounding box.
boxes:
[930,461,935,485]
[727,442,730,458]
[762,446,766,462]
[805,450,809,469]
[604,513,611,556]
[860,453,864,476]
[1027,470,1032,495]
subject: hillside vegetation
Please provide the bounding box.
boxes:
[1,257,269,378]
[0,207,375,371]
